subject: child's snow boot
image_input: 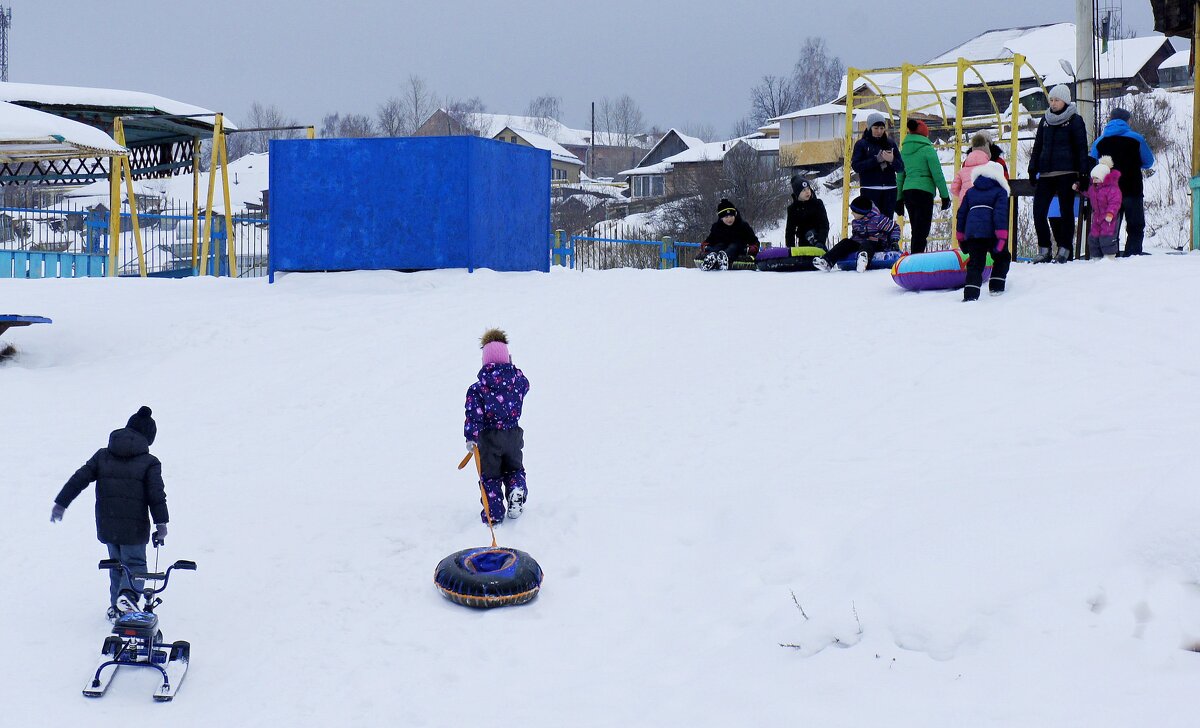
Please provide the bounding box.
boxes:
[962,285,981,302]
[812,256,831,272]
[115,593,139,615]
[106,606,120,623]
[856,251,870,272]
[506,488,527,519]
[989,277,1006,296]
[715,251,730,270]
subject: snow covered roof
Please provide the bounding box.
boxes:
[771,102,882,123]
[1096,36,1174,79]
[0,100,125,161]
[466,111,644,149]
[495,127,583,166]
[1160,49,1191,70]
[619,137,774,176]
[0,81,227,126]
[618,128,710,176]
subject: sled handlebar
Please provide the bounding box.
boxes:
[97,558,196,600]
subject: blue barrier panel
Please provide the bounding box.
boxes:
[268,136,551,280]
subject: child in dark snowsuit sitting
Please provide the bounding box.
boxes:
[699,198,760,270]
[812,195,901,272]
[955,161,1012,301]
[51,406,169,620]
[465,329,530,525]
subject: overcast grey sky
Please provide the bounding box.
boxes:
[10,1,1159,136]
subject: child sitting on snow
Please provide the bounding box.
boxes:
[465,329,530,525]
[812,195,901,272]
[699,198,760,270]
[51,406,169,621]
[1084,156,1123,260]
[955,161,1011,301]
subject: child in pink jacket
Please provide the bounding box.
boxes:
[1084,156,1122,259]
[950,134,994,204]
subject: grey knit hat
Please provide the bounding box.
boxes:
[866,112,888,127]
[1048,85,1072,104]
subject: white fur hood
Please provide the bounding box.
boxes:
[969,161,1010,193]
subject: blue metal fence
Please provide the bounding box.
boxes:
[0,202,269,278]
[550,230,701,271]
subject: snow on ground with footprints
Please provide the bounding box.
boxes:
[4,256,1200,726]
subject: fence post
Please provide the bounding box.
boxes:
[660,236,675,270]
[552,229,564,266]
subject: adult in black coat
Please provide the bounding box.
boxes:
[52,406,169,612]
[1090,107,1156,256]
[700,198,759,269]
[784,178,829,248]
[1028,84,1090,263]
[850,112,904,218]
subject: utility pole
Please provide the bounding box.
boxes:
[0,6,11,82]
[1076,0,1097,139]
[589,101,595,180]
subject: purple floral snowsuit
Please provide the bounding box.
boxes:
[465,363,530,522]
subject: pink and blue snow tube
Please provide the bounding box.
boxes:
[836,249,903,271]
[890,249,991,291]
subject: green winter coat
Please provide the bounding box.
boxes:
[895,133,950,201]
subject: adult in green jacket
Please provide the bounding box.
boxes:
[895,119,951,254]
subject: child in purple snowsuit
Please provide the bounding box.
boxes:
[465,329,530,525]
[1085,156,1123,259]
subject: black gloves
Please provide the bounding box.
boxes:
[50,504,64,523]
[895,198,905,217]
[152,524,168,547]
[940,197,952,212]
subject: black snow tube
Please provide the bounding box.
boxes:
[434,547,543,609]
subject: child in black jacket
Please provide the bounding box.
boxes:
[51,406,169,620]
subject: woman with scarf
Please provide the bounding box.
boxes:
[1028,84,1090,263]
[851,113,904,219]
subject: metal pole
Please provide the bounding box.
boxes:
[590,101,595,180]
[1193,3,1200,177]
[1076,0,1096,140]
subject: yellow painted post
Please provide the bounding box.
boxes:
[1011,55,1024,255]
[952,59,968,249]
[112,118,147,277]
[660,236,673,269]
[841,69,858,240]
[899,65,911,250]
[306,126,316,140]
[108,151,121,276]
[201,114,223,276]
[218,129,237,277]
[192,140,200,271]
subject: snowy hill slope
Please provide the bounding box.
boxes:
[4,258,1200,726]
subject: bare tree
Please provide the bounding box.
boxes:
[377,97,405,137]
[750,74,802,127]
[791,37,844,110]
[730,116,761,138]
[525,95,562,136]
[398,75,438,135]
[444,96,488,136]
[318,112,376,138]
[319,113,342,138]
[746,36,844,127]
[226,101,302,159]
[679,122,716,142]
[597,95,645,147]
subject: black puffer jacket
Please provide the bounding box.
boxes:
[1029,113,1089,181]
[851,129,905,188]
[702,216,760,258]
[784,196,830,248]
[55,428,169,545]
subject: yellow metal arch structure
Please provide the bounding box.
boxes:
[840,55,1050,254]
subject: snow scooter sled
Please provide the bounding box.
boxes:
[83,556,196,701]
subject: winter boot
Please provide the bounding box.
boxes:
[962,285,981,302]
[856,251,870,272]
[714,251,730,271]
[989,277,1006,296]
[115,593,139,615]
[1054,247,1071,264]
[701,252,718,271]
[106,606,120,623]
[1032,247,1052,264]
[506,488,527,519]
[812,256,831,272]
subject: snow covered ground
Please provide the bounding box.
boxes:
[4,256,1200,726]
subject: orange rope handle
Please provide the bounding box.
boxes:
[458,445,497,548]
